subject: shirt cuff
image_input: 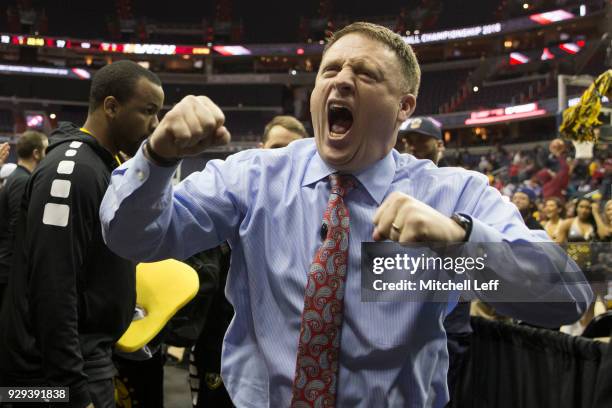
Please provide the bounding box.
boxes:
[115,142,179,192]
[461,214,503,243]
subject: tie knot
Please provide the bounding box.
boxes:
[329,173,355,198]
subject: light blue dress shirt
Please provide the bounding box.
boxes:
[100,139,591,407]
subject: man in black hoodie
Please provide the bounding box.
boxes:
[0,60,164,408]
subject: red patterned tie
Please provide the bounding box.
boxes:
[291,173,355,408]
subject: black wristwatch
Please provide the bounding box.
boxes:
[144,138,181,167]
[451,213,473,242]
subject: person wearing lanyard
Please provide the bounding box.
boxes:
[0,60,164,408]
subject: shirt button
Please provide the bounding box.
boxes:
[136,170,145,181]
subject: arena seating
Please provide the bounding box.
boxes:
[415,68,473,115]
[0,109,14,133]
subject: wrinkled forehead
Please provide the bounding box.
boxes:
[321,33,400,70]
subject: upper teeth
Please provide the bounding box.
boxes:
[330,104,347,110]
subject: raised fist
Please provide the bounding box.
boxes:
[148,95,231,159]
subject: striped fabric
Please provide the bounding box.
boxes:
[101,138,589,408]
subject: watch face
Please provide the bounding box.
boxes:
[452,214,466,227]
[452,214,472,242]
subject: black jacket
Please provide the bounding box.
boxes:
[0,165,31,282]
[0,122,136,407]
[522,212,544,230]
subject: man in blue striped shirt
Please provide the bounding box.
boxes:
[100,22,591,407]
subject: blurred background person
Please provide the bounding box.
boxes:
[258,115,308,149]
[556,197,601,336]
[556,197,599,243]
[592,199,612,241]
[536,138,570,201]
[398,116,446,165]
[511,186,543,230]
[0,60,163,408]
[0,130,47,306]
[542,197,565,240]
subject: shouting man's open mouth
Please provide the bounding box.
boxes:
[326,100,354,148]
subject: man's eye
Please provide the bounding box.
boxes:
[323,67,339,75]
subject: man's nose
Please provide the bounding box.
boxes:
[151,114,160,130]
[333,68,355,95]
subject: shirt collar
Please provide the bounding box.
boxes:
[302,149,397,205]
[16,164,32,175]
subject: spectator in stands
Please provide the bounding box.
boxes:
[0,131,48,306]
[557,197,601,336]
[523,175,542,199]
[518,157,537,182]
[100,22,591,407]
[501,175,517,197]
[479,155,493,173]
[570,159,591,195]
[398,116,447,165]
[258,115,309,149]
[537,138,570,200]
[0,60,164,408]
[590,159,605,189]
[535,145,548,168]
[565,197,577,218]
[511,187,543,230]
[542,197,565,239]
[556,197,599,243]
[592,199,612,241]
[600,158,612,202]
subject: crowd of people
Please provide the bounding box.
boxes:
[429,139,612,243]
[399,115,611,340]
[0,21,607,408]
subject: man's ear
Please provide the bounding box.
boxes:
[103,96,119,118]
[398,94,416,123]
[32,148,42,161]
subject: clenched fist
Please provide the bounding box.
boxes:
[149,95,231,159]
[372,192,466,243]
